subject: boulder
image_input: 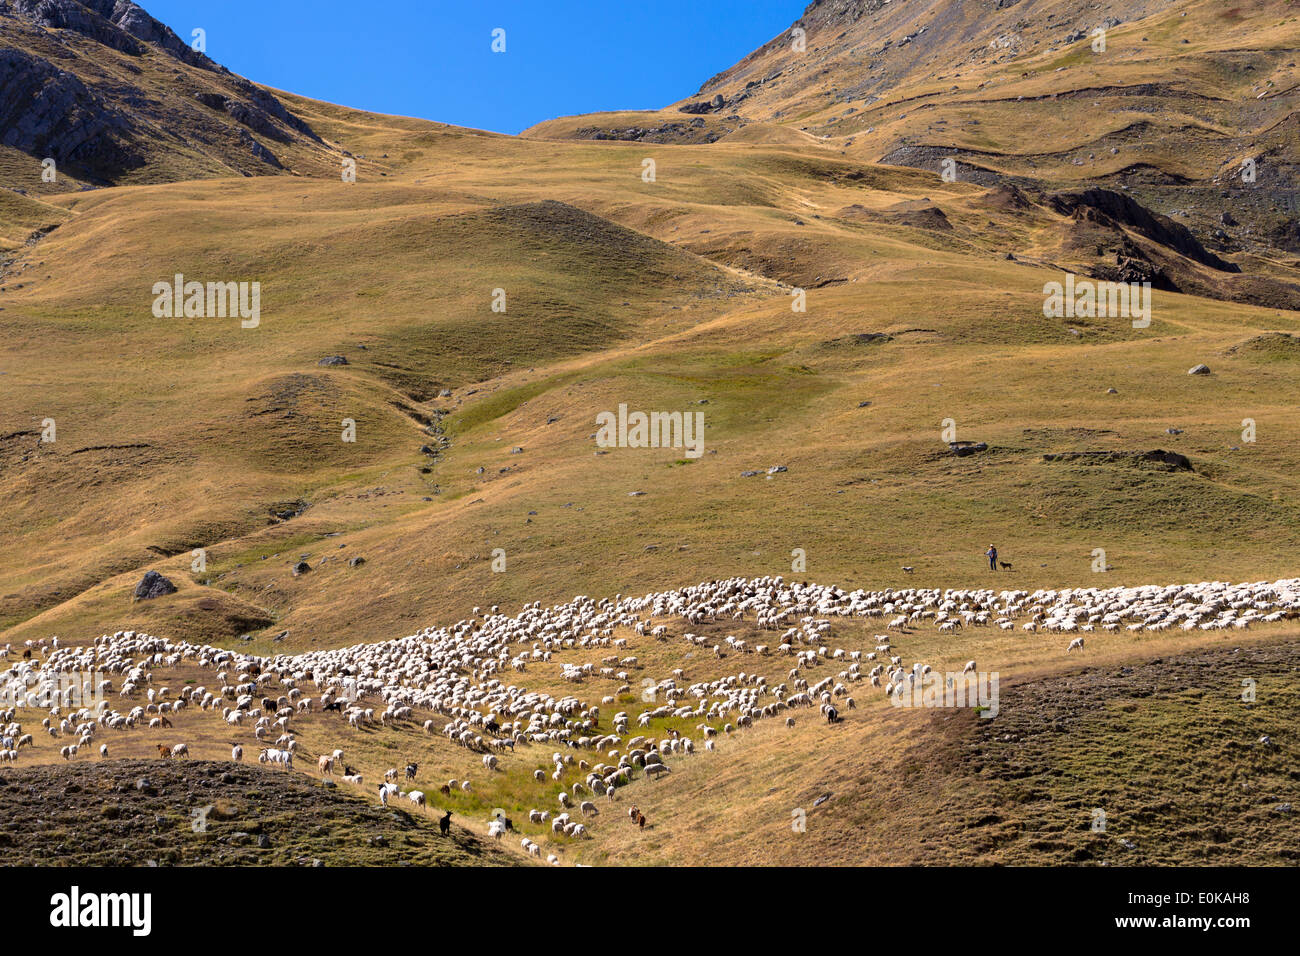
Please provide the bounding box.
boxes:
[317,355,348,366]
[133,570,176,601]
[1188,364,1211,375]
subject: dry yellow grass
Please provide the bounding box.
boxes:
[3,0,1299,865]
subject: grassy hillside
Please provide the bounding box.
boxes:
[0,759,522,866]
[2,0,1299,866]
[5,125,1300,649]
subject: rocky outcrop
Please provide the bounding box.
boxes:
[1048,188,1239,273]
[133,570,177,600]
[0,47,144,180]
[6,0,216,69]
[0,0,323,182]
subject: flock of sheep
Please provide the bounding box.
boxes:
[2,574,1297,860]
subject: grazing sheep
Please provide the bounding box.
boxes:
[408,790,427,811]
[231,745,243,762]
[1067,637,1084,653]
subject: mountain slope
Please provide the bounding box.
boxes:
[526,0,1300,267]
[0,0,336,188]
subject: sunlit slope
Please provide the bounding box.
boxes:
[3,112,1300,651]
[525,0,1300,262]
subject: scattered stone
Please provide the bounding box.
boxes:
[627,491,646,497]
[1188,364,1211,375]
[348,556,365,568]
[292,561,311,576]
[767,465,788,474]
[1106,387,1118,393]
[317,355,348,366]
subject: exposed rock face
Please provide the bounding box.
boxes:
[0,47,144,178]
[133,570,177,600]
[7,0,216,67]
[0,0,323,183]
[1048,189,1239,273]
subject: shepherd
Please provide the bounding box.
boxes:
[985,544,998,571]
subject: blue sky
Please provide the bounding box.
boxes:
[142,1,800,135]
